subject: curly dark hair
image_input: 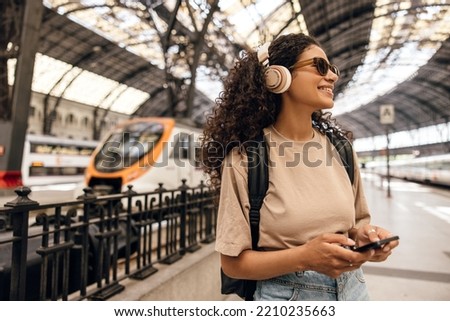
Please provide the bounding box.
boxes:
[200,33,351,195]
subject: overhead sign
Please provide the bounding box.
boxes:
[380,104,395,124]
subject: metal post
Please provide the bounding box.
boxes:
[4,186,38,300]
[386,126,391,198]
[178,179,188,256]
[125,185,137,274]
[2,0,44,182]
[76,187,96,296]
[380,104,394,198]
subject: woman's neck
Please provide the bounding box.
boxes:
[273,108,314,141]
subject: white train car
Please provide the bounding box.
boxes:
[402,154,450,187]
[21,134,98,186]
[80,117,206,195]
[364,154,450,187]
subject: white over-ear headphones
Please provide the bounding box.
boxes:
[257,42,292,94]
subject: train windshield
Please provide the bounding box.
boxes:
[94,121,165,173]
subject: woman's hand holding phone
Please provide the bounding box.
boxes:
[352,235,400,252]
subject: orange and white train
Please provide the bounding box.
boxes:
[80,117,206,195]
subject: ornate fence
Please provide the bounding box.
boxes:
[0,180,217,301]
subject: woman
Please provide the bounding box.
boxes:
[201,33,399,301]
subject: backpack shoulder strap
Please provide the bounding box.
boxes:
[326,131,354,184]
[246,132,268,250]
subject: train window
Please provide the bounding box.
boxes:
[94,121,164,172]
[193,141,201,168]
[29,166,85,176]
[29,166,47,176]
[30,143,95,156]
[173,133,190,160]
[79,147,93,156]
[442,162,450,170]
[61,167,78,175]
[431,160,450,170]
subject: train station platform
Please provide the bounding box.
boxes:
[0,174,449,301]
[358,171,450,300]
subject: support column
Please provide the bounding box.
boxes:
[0,0,44,188]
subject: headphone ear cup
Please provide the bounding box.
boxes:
[264,65,292,94]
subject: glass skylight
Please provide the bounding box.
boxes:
[218,0,307,48]
[7,53,149,115]
[332,1,450,115]
[29,0,449,124]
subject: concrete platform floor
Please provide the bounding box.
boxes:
[359,172,450,300]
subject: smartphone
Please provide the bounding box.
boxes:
[352,235,399,252]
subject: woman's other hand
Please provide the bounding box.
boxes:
[355,224,399,262]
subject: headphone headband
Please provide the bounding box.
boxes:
[257,42,291,94]
[257,43,270,64]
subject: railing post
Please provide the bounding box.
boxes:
[201,181,216,244]
[155,183,166,260]
[76,187,96,296]
[124,185,137,274]
[178,179,189,256]
[4,186,39,300]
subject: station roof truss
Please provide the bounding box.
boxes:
[4,0,450,139]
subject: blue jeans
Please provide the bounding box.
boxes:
[254,268,370,301]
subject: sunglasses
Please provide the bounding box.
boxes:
[290,57,340,77]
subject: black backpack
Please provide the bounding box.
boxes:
[220,131,355,301]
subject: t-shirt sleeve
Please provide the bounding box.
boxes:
[214,150,252,257]
[352,150,371,228]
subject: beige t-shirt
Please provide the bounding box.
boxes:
[215,126,371,257]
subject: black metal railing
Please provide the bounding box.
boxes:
[0,180,217,301]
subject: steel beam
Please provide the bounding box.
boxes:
[0,0,44,187]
